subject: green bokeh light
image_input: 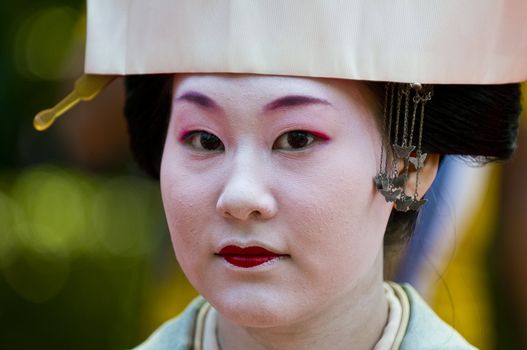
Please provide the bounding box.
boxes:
[14,6,82,80]
[92,177,160,258]
[2,246,70,303]
[10,166,94,256]
[0,192,19,266]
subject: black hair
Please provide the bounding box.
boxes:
[124,75,173,178]
[369,82,522,246]
[123,74,522,246]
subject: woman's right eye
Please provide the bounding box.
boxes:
[183,131,224,151]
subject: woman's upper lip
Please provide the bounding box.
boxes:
[218,245,286,256]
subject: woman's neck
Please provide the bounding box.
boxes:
[216,256,388,350]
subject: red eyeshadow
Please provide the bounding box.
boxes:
[310,131,331,141]
[178,129,192,142]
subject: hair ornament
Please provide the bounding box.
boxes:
[374,82,434,212]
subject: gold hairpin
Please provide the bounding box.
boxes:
[33,74,117,131]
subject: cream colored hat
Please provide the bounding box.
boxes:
[35,0,527,130]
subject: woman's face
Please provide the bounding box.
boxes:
[161,74,393,327]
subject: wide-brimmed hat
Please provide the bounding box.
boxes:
[35,0,527,130]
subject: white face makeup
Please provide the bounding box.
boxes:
[160,74,393,327]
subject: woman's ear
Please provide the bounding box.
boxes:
[399,153,440,201]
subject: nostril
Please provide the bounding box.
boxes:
[221,209,234,219]
[218,200,269,221]
[250,210,262,219]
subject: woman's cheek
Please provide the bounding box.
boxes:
[295,169,381,272]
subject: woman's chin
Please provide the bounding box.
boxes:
[205,290,309,328]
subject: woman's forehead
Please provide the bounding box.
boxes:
[173,74,369,106]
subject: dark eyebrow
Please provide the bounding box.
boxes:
[263,95,331,112]
[175,91,220,110]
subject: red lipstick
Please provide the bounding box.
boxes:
[218,245,284,268]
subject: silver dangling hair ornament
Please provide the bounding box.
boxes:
[374,82,434,212]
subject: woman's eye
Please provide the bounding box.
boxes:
[184,131,224,151]
[273,131,317,150]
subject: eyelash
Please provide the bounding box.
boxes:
[273,131,318,150]
[181,131,224,152]
[181,130,325,152]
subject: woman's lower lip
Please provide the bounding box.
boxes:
[223,255,279,268]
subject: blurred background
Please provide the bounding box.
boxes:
[0,1,526,349]
[0,1,197,348]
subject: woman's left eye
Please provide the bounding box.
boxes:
[273,131,317,150]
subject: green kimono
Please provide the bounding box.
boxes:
[134,283,476,350]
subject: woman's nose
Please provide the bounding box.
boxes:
[216,158,278,221]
